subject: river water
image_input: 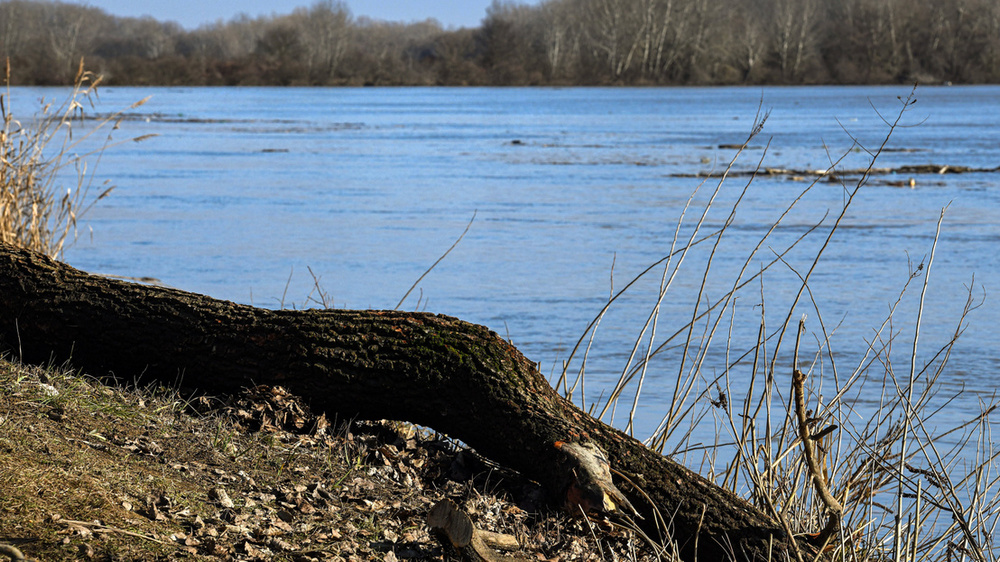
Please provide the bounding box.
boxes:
[13,85,999,450]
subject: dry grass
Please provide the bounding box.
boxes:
[0,356,664,561]
[0,355,446,561]
[560,88,999,561]
[0,60,150,259]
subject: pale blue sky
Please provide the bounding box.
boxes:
[79,0,540,29]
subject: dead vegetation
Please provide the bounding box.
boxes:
[0,60,151,260]
[557,89,1000,561]
[0,357,658,562]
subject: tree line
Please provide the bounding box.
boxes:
[2,0,998,86]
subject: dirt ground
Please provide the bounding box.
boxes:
[0,359,662,561]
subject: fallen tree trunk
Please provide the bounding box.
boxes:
[0,243,803,561]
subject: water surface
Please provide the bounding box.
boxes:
[14,85,998,446]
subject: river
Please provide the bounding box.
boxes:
[13,85,999,450]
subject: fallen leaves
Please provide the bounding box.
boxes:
[2,369,660,562]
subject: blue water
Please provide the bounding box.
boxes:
[11,85,999,448]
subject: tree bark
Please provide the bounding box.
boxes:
[0,243,802,561]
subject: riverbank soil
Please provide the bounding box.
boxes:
[0,359,659,561]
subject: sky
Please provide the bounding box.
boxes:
[78,0,539,30]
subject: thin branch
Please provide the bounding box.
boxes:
[395,210,476,311]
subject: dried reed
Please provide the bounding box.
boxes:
[0,60,151,259]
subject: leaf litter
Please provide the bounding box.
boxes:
[0,358,660,561]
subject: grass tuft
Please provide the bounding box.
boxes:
[0,60,151,259]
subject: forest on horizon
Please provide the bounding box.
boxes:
[1,0,998,87]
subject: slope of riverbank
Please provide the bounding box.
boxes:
[0,358,655,561]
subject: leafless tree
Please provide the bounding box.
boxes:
[726,0,768,82]
[769,0,821,82]
[293,0,351,84]
[0,0,996,86]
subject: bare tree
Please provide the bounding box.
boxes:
[918,0,998,81]
[828,0,909,82]
[0,0,996,87]
[647,0,713,82]
[428,28,487,85]
[43,3,109,81]
[111,17,180,59]
[974,0,1000,80]
[581,0,646,80]
[537,1,575,79]
[352,18,442,84]
[210,15,267,60]
[769,0,821,82]
[0,2,27,61]
[479,0,553,83]
[297,0,351,84]
[726,0,768,82]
